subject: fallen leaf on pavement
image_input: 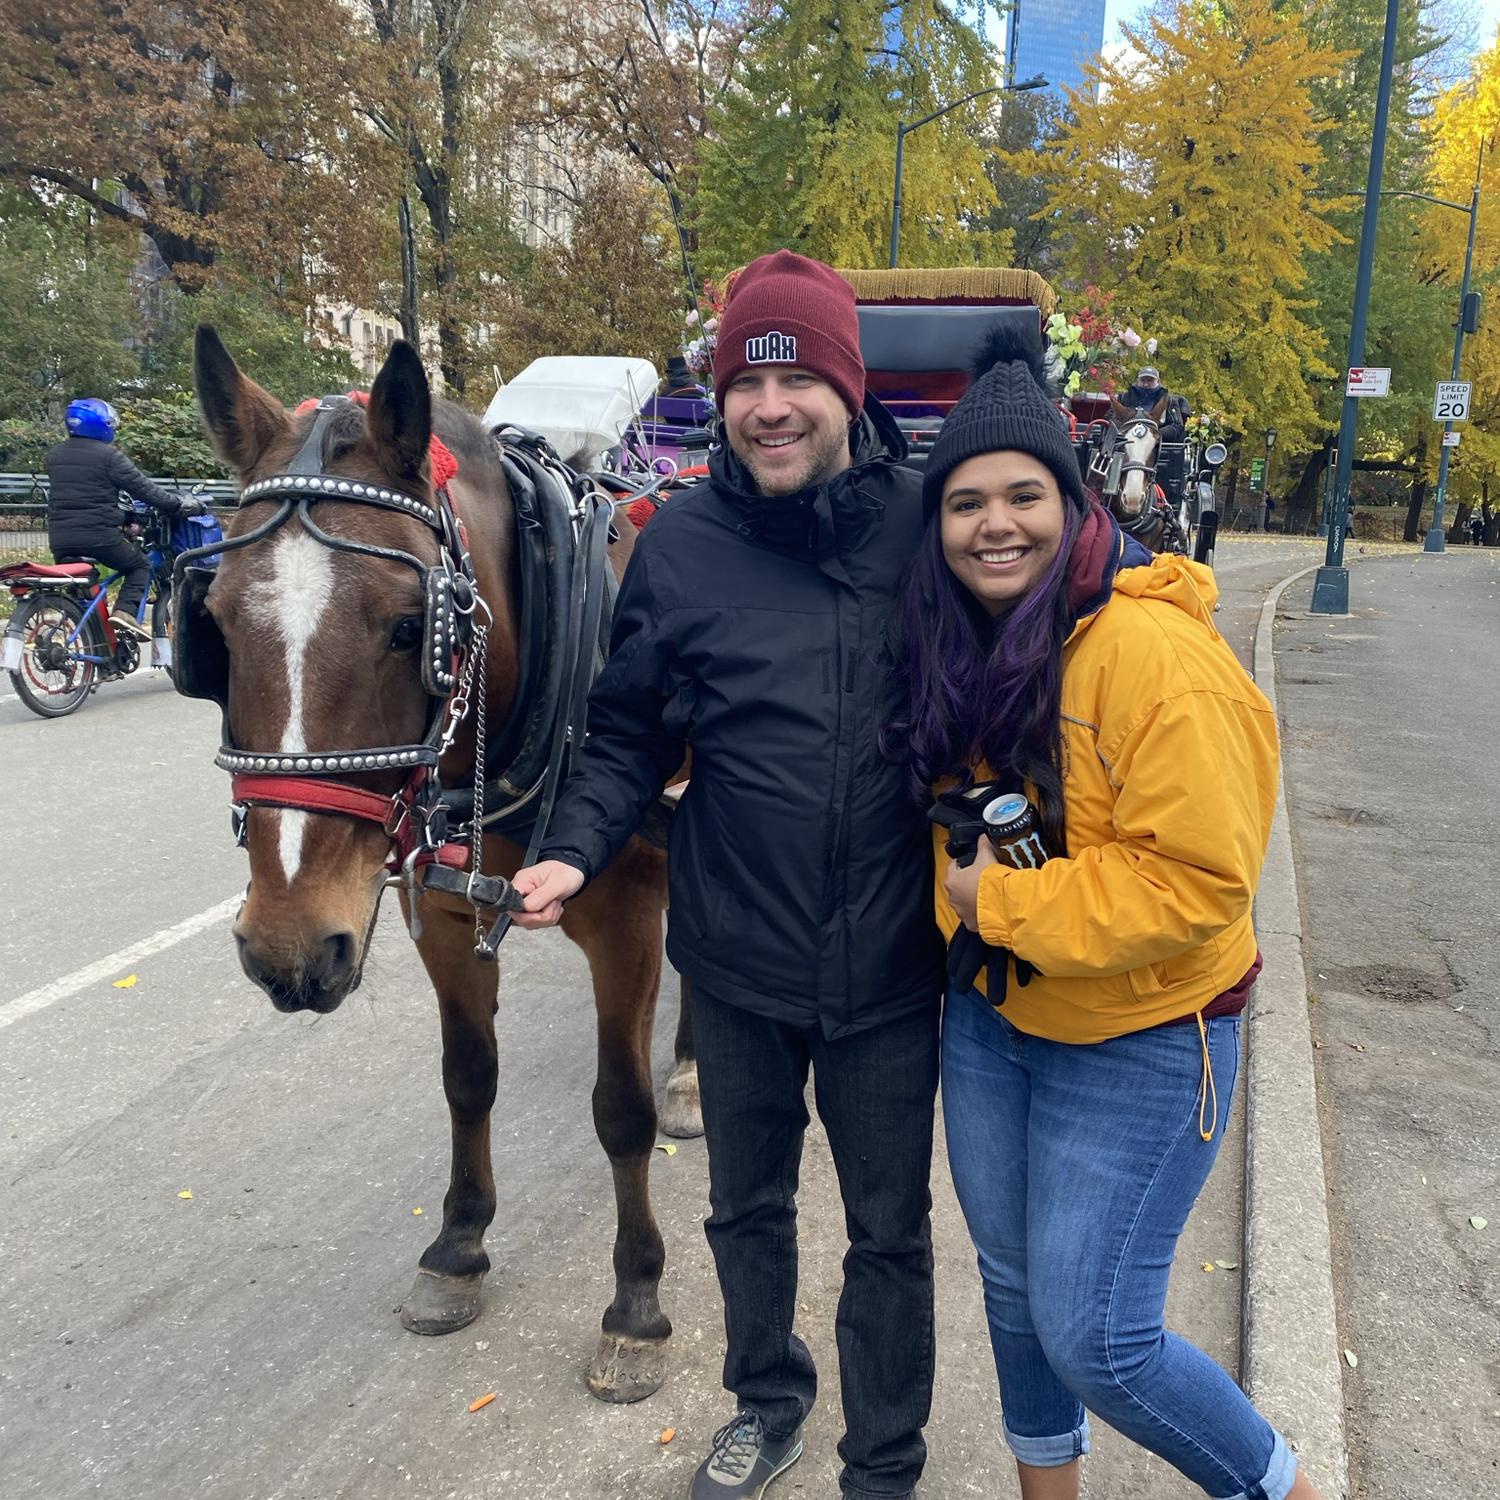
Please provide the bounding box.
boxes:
[659,1427,676,1445]
[412,1207,424,1216]
[1343,1349,1358,1368]
[113,975,138,989]
[1216,1260,1241,1271]
[178,1189,193,1200]
[655,1143,678,1156]
[468,1393,496,1413]
[1201,1262,1215,1272]
[1347,1042,1365,1052]
[1471,1216,1488,1231]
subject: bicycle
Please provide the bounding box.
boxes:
[1,493,218,718]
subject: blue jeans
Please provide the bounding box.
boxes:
[941,985,1298,1500]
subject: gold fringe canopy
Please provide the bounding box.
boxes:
[836,266,1058,317]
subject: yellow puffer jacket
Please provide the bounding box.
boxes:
[933,552,1279,1044]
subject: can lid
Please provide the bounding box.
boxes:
[981,792,1030,828]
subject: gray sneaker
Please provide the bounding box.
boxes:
[688,1411,804,1498]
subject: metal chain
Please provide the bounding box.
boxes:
[468,623,490,949]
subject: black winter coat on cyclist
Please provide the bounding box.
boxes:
[538,396,945,1038]
[46,436,184,552]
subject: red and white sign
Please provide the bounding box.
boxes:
[1346,366,1391,397]
[1442,430,1462,447]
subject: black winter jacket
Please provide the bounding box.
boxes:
[45,437,183,547]
[539,397,945,1036]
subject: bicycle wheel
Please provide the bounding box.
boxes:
[8,594,98,718]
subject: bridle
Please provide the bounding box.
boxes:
[172,397,517,948]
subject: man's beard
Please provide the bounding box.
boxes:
[740,422,851,496]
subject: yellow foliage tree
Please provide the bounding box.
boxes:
[1423,35,1500,504]
[1038,0,1343,446]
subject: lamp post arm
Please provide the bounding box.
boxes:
[1379,189,1471,214]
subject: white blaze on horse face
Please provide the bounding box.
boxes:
[246,531,337,884]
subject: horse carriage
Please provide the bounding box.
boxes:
[840,266,1224,560]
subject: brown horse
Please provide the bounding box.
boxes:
[185,326,699,1403]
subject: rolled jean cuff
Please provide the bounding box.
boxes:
[1003,1413,1091,1467]
[1220,1428,1297,1500]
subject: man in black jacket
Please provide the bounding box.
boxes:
[515,252,943,1500]
[45,398,199,639]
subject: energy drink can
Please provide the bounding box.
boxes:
[981,792,1051,871]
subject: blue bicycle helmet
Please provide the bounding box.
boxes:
[65,398,120,442]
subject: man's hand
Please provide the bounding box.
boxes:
[178,495,209,517]
[511,860,587,929]
[944,837,1000,934]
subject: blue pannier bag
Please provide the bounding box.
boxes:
[173,510,225,568]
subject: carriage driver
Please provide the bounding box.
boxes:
[514,251,945,1500]
[1120,365,1190,444]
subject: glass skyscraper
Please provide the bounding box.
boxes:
[1008,0,1108,100]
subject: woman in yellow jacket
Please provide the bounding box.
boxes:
[886,328,1324,1500]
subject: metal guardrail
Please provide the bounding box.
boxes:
[0,473,240,529]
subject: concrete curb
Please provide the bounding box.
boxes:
[1244,565,1350,1499]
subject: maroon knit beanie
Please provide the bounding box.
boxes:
[713,251,865,418]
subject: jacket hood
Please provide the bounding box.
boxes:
[1111,550,1220,620]
[708,392,909,557]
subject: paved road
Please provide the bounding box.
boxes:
[0,538,1322,1500]
[1276,550,1500,1500]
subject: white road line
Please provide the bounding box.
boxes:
[0,895,242,1031]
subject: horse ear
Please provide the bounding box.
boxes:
[194,325,289,473]
[365,341,431,479]
[1150,392,1169,421]
[1111,397,1131,423]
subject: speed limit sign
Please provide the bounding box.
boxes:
[1434,381,1471,421]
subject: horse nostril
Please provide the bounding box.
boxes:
[321,930,358,981]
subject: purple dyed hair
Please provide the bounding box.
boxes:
[884,501,1083,852]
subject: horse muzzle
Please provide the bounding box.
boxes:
[235,925,364,1013]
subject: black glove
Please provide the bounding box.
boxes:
[177,495,209,517]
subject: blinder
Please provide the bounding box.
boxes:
[172,566,230,707]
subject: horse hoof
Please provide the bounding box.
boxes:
[587,1332,668,1403]
[659,1064,704,1139]
[398,1269,486,1336]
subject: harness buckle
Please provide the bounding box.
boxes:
[230,804,248,848]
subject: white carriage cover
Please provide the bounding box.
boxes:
[481,356,659,466]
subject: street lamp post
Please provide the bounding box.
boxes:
[1310,0,1402,616]
[1263,428,1277,530]
[889,75,1047,268]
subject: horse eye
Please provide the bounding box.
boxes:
[388,616,424,652]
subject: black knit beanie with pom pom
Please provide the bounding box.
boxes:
[922,322,1088,519]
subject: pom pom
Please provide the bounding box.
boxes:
[969,320,1050,391]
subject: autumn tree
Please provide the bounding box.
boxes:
[1291,0,1454,528]
[520,0,757,293]
[695,0,1008,274]
[1418,30,1500,532]
[0,197,138,425]
[486,176,688,381]
[0,0,397,307]
[1040,0,1343,447]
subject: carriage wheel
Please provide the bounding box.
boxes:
[8,595,98,719]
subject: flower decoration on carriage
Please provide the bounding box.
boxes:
[682,279,728,383]
[1049,286,1139,397]
[1184,410,1228,445]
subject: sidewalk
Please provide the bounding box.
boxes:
[1272,550,1500,1500]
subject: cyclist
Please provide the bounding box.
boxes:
[45,399,205,640]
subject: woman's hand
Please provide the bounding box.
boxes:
[945,837,1000,933]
